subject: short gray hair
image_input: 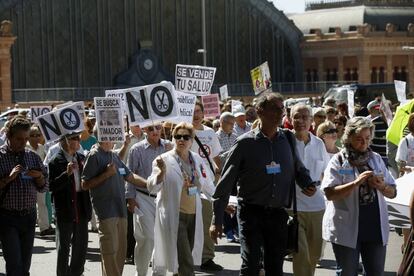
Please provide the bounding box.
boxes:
[290,103,312,118]
[342,116,375,146]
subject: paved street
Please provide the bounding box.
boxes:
[0,226,404,275]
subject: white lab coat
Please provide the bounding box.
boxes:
[147,150,215,275]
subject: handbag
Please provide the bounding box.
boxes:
[283,129,299,256]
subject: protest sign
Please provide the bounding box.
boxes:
[380,94,393,126]
[124,82,178,128]
[31,106,52,122]
[201,94,220,118]
[386,172,414,228]
[37,102,85,142]
[105,89,128,112]
[394,80,407,104]
[175,64,216,96]
[231,100,243,114]
[94,97,125,142]
[55,101,85,120]
[170,91,197,124]
[250,61,272,95]
[219,85,229,101]
[347,89,355,118]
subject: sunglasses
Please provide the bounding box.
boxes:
[174,134,192,141]
[147,125,162,132]
[323,128,338,135]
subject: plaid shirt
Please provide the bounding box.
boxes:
[0,144,48,211]
[216,129,237,153]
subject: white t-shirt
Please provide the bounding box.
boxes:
[295,133,330,211]
[396,133,414,166]
[191,125,222,179]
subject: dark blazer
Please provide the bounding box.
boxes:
[49,149,92,222]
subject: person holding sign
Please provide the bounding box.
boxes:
[147,123,215,276]
[81,133,148,276]
[0,116,48,276]
[322,117,396,276]
[48,132,91,276]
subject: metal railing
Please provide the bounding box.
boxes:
[11,81,346,103]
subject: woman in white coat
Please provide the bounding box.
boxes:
[147,122,215,276]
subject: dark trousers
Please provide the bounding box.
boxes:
[126,207,135,259]
[238,203,288,276]
[0,208,36,276]
[223,212,238,235]
[56,216,89,276]
[177,212,196,276]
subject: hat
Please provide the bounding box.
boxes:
[60,131,82,141]
[233,105,246,117]
[367,100,380,110]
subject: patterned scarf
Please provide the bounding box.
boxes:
[344,146,376,205]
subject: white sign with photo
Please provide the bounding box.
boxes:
[37,102,85,143]
[124,82,178,128]
[394,80,407,104]
[175,64,216,96]
[94,97,125,142]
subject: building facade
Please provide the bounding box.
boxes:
[290,0,414,93]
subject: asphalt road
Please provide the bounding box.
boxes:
[0,226,404,275]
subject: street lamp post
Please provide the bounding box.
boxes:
[199,0,207,66]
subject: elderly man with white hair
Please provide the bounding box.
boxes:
[290,103,330,276]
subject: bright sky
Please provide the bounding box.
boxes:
[270,0,306,14]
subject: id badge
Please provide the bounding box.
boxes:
[187,186,198,196]
[266,161,281,175]
[118,168,126,175]
[338,168,353,175]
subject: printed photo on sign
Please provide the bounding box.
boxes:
[219,85,229,101]
[124,81,178,128]
[94,97,125,142]
[175,64,217,96]
[250,61,272,95]
[37,102,85,143]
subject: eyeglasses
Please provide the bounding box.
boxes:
[147,125,162,132]
[323,128,338,135]
[174,134,192,141]
[30,134,41,137]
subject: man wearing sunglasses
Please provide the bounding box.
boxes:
[125,123,172,276]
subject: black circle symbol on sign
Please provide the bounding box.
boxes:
[59,108,80,130]
[150,86,173,116]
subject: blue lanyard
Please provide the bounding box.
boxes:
[174,153,196,183]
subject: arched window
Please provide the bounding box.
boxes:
[401,66,407,82]
[393,66,401,81]
[351,67,358,81]
[379,66,385,83]
[332,68,338,81]
[312,69,319,82]
[344,68,351,81]
[306,69,312,82]
[326,69,331,81]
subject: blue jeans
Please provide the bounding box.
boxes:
[56,216,89,276]
[0,208,36,276]
[238,203,288,276]
[332,242,386,276]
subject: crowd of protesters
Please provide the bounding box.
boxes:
[0,89,412,276]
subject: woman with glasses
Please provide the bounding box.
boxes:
[148,122,215,276]
[322,117,396,276]
[317,121,341,158]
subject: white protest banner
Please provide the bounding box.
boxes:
[219,85,229,101]
[94,97,125,142]
[31,106,52,122]
[380,94,393,126]
[394,80,407,104]
[37,102,85,143]
[386,172,414,228]
[170,91,197,124]
[250,61,272,95]
[231,100,243,114]
[124,82,178,128]
[347,89,355,118]
[105,89,128,113]
[175,64,216,96]
[201,94,220,118]
[56,101,85,120]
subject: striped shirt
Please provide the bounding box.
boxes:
[0,144,48,211]
[216,129,237,153]
[370,116,387,158]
